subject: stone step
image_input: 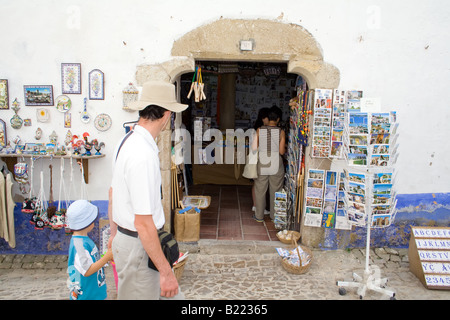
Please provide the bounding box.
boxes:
[179,239,285,255]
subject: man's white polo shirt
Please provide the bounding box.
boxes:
[111,125,164,231]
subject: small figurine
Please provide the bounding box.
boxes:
[35,127,43,140]
[82,132,93,156]
[49,130,58,145]
[92,139,105,155]
[65,130,73,146]
[71,135,84,155]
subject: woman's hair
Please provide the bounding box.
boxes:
[268,105,282,121]
[253,107,270,129]
[139,104,168,121]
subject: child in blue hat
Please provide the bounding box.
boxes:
[66,200,113,300]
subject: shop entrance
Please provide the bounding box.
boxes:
[135,18,340,246]
[178,61,307,240]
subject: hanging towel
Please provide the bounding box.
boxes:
[0,173,6,240]
[5,173,15,248]
[0,172,16,248]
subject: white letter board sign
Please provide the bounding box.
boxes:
[409,226,450,290]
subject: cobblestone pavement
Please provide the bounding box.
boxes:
[0,240,449,300]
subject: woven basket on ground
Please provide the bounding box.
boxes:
[173,257,188,281]
[280,240,313,275]
[276,230,301,244]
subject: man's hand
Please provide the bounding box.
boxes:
[160,269,179,298]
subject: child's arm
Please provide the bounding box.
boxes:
[84,249,113,277]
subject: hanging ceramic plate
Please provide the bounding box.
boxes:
[94,113,112,131]
[37,108,50,122]
[55,95,72,112]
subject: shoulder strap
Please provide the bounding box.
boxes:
[115,131,134,161]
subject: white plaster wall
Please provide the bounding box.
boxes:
[0,0,449,200]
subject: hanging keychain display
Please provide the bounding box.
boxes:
[31,171,49,230]
[187,66,206,102]
[64,157,76,235]
[47,163,57,223]
[50,158,69,230]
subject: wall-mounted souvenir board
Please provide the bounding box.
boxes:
[408,226,450,290]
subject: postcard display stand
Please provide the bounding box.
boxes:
[303,89,399,299]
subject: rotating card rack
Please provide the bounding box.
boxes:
[336,110,399,300]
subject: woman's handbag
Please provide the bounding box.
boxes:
[242,149,258,179]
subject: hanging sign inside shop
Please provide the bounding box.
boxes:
[409,226,450,290]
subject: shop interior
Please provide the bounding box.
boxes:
[176,61,308,241]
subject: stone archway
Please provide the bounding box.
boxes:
[135,19,340,246]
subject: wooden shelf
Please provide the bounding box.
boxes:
[0,153,105,184]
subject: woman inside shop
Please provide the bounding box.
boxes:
[251,107,270,213]
[252,105,285,222]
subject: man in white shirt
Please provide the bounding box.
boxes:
[109,81,187,299]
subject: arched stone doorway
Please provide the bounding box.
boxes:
[135,19,340,247]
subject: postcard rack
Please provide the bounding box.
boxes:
[336,166,398,300]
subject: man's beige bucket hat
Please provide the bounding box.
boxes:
[128,81,188,112]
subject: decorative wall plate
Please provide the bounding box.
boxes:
[94,113,112,131]
[55,95,72,112]
[37,108,50,122]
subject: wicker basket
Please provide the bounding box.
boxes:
[173,257,188,281]
[276,230,301,244]
[280,240,313,275]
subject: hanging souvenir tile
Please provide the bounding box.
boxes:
[64,112,71,128]
[55,95,72,112]
[61,63,81,94]
[0,79,9,109]
[123,83,138,111]
[24,119,32,126]
[10,98,23,129]
[94,113,112,131]
[88,69,105,100]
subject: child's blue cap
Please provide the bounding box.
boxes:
[66,200,98,231]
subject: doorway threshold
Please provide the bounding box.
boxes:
[189,184,278,241]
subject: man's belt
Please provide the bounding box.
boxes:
[117,225,164,238]
[118,226,138,238]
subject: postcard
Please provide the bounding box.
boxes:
[321,212,336,228]
[348,113,369,134]
[371,214,392,228]
[370,154,390,166]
